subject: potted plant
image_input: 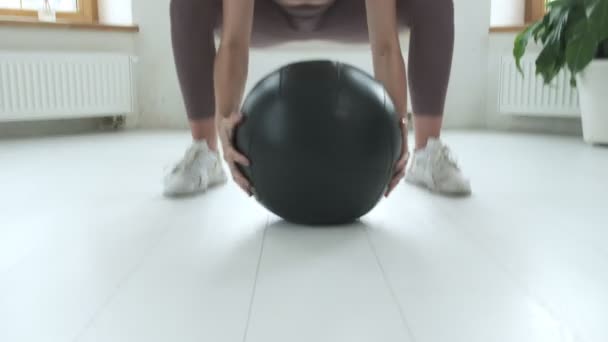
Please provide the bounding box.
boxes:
[514,0,608,144]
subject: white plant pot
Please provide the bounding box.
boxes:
[577,60,608,145]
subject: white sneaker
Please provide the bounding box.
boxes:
[405,138,471,196]
[163,140,227,197]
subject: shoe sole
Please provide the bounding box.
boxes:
[405,177,472,197]
[163,176,228,198]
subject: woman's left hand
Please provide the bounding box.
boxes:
[217,111,253,196]
[385,115,410,197]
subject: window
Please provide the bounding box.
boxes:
[526,0,557,22]
[0,0,98,23]
[526,0,545,23]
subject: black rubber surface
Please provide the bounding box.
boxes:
[235,60,402,225]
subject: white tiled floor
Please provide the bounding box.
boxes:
[1,130,607,342]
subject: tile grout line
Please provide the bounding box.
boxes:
[432,200,586,342]
[363,226,418,342]
[69,217,177,342]
[241,215,269,342]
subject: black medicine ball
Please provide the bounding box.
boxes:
[235,60,402,225]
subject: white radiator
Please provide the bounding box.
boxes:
[0,52,136,122]
[498,56,580,117]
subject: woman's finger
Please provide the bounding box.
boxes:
[228,162,245,180]
[232,172,250,189]
[386,170,406,197]
[231,112,244,125]
[386,177,399,196]
[396,152,409,170]
[235,178,253,196]
[229,148,250,166]
[233,176,252,196]
[235,177,252,194]
[391,170,406,184]
[385,179,400,197]
[229,163,251,188]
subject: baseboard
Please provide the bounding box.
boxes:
[0,117,116,139]
[486,114,583,137]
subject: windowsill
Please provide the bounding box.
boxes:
[489,25,528,33]
[0,16,139,32]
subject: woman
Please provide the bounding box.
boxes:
[164,0,471,198]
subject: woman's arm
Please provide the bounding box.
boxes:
[215,0,255,195]
[365,0,410,197]
[214,0,255,118]
[364,0,407,117]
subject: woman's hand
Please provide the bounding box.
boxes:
[217,112,253,196]
[385,115,410,197]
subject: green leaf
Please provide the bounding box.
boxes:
[514,0,605,84]
[588,0,608,40]
[536,41,562,84]
[598,39,608,58]
[532,19,547,43]
[566,19,598,75]
[564,5,588,37]
[540,14,555,44]
[548,0,578,9]
[541,0,573,43]
[584,0,600,18]
[514,22,541,73]
[550,11,570,45]
[549,3,569,25]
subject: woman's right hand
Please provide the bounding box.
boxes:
[217,112,253,196]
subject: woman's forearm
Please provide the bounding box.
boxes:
[214,44,249,118]
[372,48,408,117]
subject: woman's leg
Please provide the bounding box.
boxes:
[170,0,220,150]
[401,0,454,150]
[401,0,470,195]
[164,0,227,197]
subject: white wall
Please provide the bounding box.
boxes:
[0,26,135,52]
[485,33,583,135]
[448,0,491,128]
[131,0,491,129]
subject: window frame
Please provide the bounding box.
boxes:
[0,0,98,23]
[526,0,548,23]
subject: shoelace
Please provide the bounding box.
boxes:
[434,144,460,171]
[173,146,202,172]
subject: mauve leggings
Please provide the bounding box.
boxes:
[169,0,454,120]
